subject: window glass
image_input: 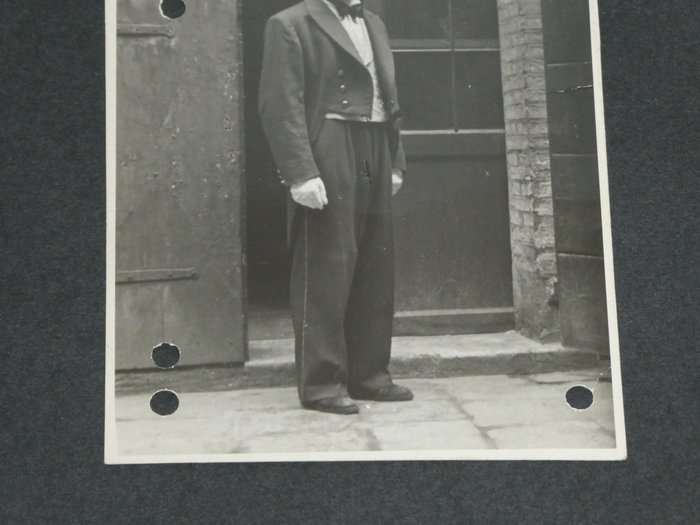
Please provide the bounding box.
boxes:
[396,52,504,130]
[394,53,453,130]
[452,0,500,40]
[383,0,499,43]
[455,52,504,129]
[381,0,503,131]
[383,0,450,42]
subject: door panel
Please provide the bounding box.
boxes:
[393,147,512,311]
[115,0,245,369]
[370,0,514,331]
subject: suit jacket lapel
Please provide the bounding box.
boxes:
[305,0,364,66]
[365,14,391,72]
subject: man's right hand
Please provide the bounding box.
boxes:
[290,177,328,210]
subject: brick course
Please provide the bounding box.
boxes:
[497,0,560,341]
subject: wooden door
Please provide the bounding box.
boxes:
[115,0,246,369]
[367,0,514,334]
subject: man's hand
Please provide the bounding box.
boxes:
[392,169,404,196]
[290,177,328,210]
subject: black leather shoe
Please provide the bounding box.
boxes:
[350,384,414,402]
[302,396,360,415]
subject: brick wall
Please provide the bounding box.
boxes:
[497,0,560,341]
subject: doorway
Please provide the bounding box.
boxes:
[242,0,514,348]
[243,0,299,341]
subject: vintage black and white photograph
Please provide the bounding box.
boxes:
[106,0,626,462]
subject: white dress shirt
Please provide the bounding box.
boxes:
[322,0,388,123]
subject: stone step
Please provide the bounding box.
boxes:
[116,331,602,396]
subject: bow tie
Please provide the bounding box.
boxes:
[330,0,364,20]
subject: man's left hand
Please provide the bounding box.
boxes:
[392,169,404,196]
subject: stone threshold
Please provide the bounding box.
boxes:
[115,331,602,396]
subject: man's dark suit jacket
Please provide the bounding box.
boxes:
[258,0,406,188]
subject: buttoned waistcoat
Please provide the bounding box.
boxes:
[258,0,406,187]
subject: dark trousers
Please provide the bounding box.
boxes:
[289,119,395,402]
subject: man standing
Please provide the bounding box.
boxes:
[259,0,413,414]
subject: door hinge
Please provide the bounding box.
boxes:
[116,268,198,284]
[117,24,175,38]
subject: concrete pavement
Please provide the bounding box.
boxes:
[114,368,617,457]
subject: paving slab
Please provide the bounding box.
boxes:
[236,429,373,454]
[371,420,492,451]
[440,375,565,402]
[487,421,616,449]
[462,398,580,428]
[114,370,618,457]
[117,418,239,456]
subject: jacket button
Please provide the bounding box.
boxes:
[339,84,347,93]
[337,69,345,77]
[341,99,349,107]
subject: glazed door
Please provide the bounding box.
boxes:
[115,0,246,369]
[367,0,515,333]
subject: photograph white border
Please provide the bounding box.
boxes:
[104,0,627,464]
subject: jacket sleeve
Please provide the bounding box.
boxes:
[258,16,320,187]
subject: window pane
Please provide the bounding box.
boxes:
[395,53,453,130]
[383,0,450,41]
[452,0,500,40]
[455,52,504,129]
[382,0,499,42]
